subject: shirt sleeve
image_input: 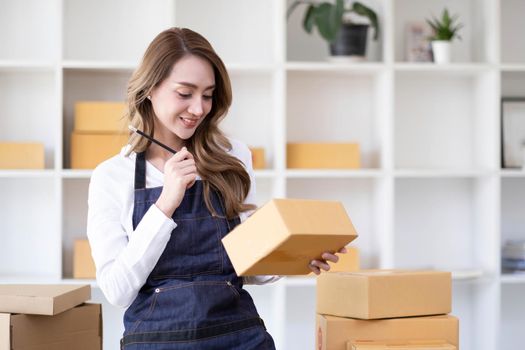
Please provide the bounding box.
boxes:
[87,162,176,308]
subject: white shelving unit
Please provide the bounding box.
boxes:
[1,0,525,349]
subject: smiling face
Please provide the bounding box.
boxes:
[149,54,215,149]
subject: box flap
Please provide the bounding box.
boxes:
[0,285,90,315]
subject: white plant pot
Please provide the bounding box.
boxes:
[431,40,451,64]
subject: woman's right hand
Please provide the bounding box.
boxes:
[155,147,197,217]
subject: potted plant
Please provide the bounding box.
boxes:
[426,8,463,64]
[287,0,379,60]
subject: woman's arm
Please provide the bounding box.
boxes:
[87,160,176,308]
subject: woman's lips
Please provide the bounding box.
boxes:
[180,116,199,128]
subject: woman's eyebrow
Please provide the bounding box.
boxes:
[174,82,215,90]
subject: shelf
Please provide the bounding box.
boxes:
[501,64,525,72]
[0,170,56,178]
[0,60,56,72]
[286,62,384,74]
[394,169,490,178]
[285,169,383,178]
[283,276,316,287]
[500,169,525,178]
[61,169,93,178]
[394,63,492,76]
[62,60,137,72]
[501,274,525,284]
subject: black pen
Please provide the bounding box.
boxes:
[128,125,177,154]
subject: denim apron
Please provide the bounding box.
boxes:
[120,152,275,349]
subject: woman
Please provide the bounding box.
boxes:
[87,27,343,349]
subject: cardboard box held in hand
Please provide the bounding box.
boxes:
[222,199,358,275]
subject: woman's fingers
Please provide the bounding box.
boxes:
[310,259,330,272]
[338,247,348,254]
[321,252,339,263]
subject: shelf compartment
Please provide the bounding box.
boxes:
[0,71,58,169]
[63,69,131,169]
[285,0,386,63]
[62,178,90,279]
[174,0,276,65]
[394,177,499,273]
[500,284,525,349]
[283,285,316,349]
[0,178,60,279]
[393,0,494,63]
[394,71,498,170]
[287,178,387,269]
[220,72,276,170]
[0,0,60,61]
[501,0,525,64]
[453,282,498,350]
[287,70,388,169]
[63,0,174,62]
[501,71,525,98]
[501,178,525,275]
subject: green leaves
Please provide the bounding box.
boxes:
[351,2,379,40]
[426,8,463,41]
[288,0,379,43]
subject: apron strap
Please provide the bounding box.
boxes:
[134,152,146,190]
[120,317,265,348]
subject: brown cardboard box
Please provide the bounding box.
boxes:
[0,303,102,350]
[316,314,459,350]
[317,270,451,319]
[70,132,128,169]
[74,239,96,279]
[0,143,45,169]
[0,284,90,315]
[222,199,358,275]
[249,147,266,169]
[348,340,456,350]
[287,143,360,169]
[74,101,127,133]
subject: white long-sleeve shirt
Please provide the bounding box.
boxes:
[87,138,280,309]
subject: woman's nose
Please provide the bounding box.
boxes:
[188,97,204,117]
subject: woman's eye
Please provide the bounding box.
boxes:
[203,95,213,100]
[177,92,191,98]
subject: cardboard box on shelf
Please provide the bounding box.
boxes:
[73,239,96,279]
[0,284,90,316]
[249,147,266,169]
[317,270,451,319]
[348,340,456,350]
[70,132,128,169]
[316,314,459,350]
[74,101,127,133]
[222,199,358,276]
[286,143,360,169]
[0,303,102,350]
[0,142,45,169]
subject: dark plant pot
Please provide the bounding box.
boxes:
[329,24,369,57]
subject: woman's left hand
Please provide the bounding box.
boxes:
[308,247,348,275]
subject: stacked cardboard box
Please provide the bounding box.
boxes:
[0,142,45,169]
[249,147,266,169]
[73,239,96,279]
[70,101,128,169]
[287,143,360,169]
[316,270,458,350]
[0,285,102,350]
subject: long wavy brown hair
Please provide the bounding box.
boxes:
[125,27,255,219]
